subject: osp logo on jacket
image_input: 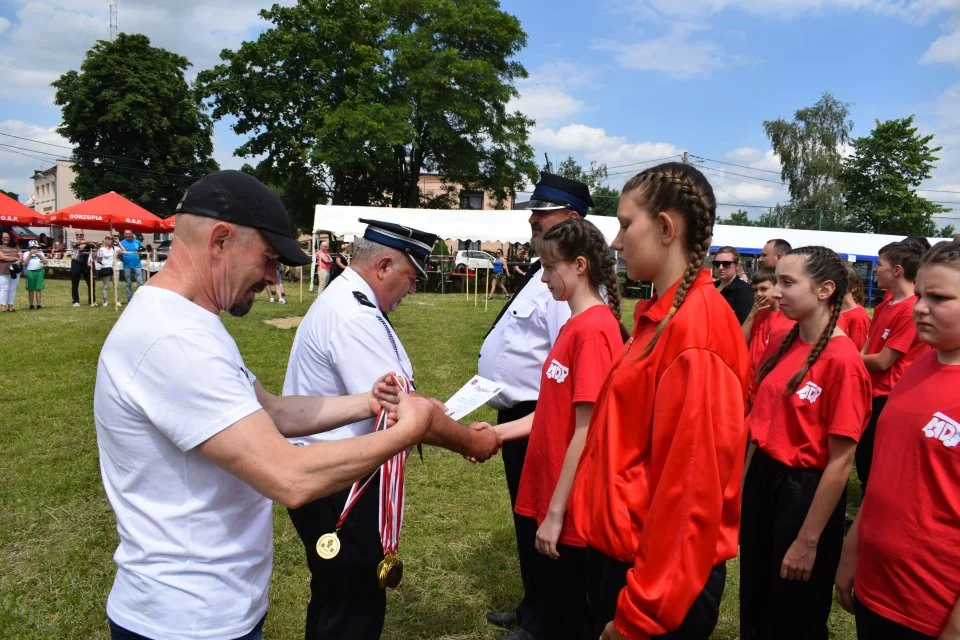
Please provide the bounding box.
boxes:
[546,359,569,384]
[922,412,960,448]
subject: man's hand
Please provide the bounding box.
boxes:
[467,425,501,462]
[535,512,563,560]
[395,393,433,442]
[370,372,400,424]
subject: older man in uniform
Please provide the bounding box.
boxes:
[284,219,500,639]
[479,173,593,640]
[94,171,444,640]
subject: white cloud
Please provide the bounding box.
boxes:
[593,22,739,78]
[921,26,960,66]
[510,60,598,124]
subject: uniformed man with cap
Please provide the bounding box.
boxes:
[479,172,593,640]
[283,219,501,639]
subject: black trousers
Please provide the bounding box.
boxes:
[287,473,385,640]
[497,401,539,636]
[855,597,935,640]
[855,395,889,493]
[740,450,846,640]
[515,515,590,640]
[583,547,725,639]
[70,261,91,305]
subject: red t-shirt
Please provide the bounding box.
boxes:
[837,305,871,351]
[856,351,960,637]
[750,335,871,469]
[748,308,794,376]
[866,297,925,397]
[515,304,623,547]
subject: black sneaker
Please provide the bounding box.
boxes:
[29,304,35,310]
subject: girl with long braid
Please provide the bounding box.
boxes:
[491,217,626,639]
[567,163,750,640]
[740,246,872,640]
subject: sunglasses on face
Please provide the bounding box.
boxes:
[714,260,738,268]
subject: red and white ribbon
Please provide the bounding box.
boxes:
[335,374,412,543]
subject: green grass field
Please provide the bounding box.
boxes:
[0,279,859,639]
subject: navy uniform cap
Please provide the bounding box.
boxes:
[526,172,593,216]
[359,218,438,276]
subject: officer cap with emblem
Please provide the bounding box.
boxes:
[526,172,593,216]
[359,218,439,277]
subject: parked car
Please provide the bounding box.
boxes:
[0,225,42,249]
[454,250,495,272]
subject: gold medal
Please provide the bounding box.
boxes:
[377,553,404,589]
[316,532,341,560]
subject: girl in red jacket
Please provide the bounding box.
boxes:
[740,246,872,640]
[568,162,750,640]
[835,239,960,639]
[492,217,626,639]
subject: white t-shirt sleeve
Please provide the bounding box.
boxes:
[329,313,406,395]
[123,329,263,451]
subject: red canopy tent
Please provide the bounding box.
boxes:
[159,216,175,232]
[49,192,165,310]
[48,191,164,234]
[0,192,46,226]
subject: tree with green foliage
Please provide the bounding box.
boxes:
[199,0,536,229]
[1,189,19,201]
[840,116,947,236]
[53,33,218,214]
[591,186,620,217]
[763,92,853,230]
[940,224,957,238]
[717,209,757,226]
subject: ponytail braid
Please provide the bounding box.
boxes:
[622,163,716,360]
[755,246,849,393]
[541,217,627,340]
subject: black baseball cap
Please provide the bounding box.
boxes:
[175,170,310,266]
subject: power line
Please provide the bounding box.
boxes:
[0,141,198,181]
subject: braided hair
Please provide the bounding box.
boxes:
[755,246,849,393]
[541,217,628,341]
[621,162,716,359]
[920,239,960,269]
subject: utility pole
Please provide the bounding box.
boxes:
[109,0,118,41]
[543,152,552,173]
[681,151,689,164]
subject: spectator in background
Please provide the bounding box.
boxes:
[330,245,350,282]
[23,240,48,310]
[760,238,792,268]
[714,245,755,323]
[118,230,144,303]
[487,249,509,300]
[267,264,287,304]
[71,239,96,307]
[54,234,66,258]
[38,232,51,250]
[96,236,119,307]
[0,231,21,312]
[316,241,333,292]
[512,245,531,280]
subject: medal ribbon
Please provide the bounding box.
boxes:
[379,376,411,555]
[334,374,412,532]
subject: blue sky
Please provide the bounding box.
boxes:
[2,0,959,227]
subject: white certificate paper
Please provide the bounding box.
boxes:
[444,375,505,421]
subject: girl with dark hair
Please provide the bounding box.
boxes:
[567,163,750,640]
[487,249,509,299]
[740,246,871,640]
[489,216,626,639]
[836,240,960,640]
[838,263,871,351]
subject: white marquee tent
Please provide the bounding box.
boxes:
[314,204,950,262]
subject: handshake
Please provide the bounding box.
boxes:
[369,374,502,462]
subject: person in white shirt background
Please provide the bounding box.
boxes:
[95,236,119,307]
[94,170,465,640]
[479,172,593,640]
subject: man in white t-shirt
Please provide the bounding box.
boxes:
[95,170,454,640]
